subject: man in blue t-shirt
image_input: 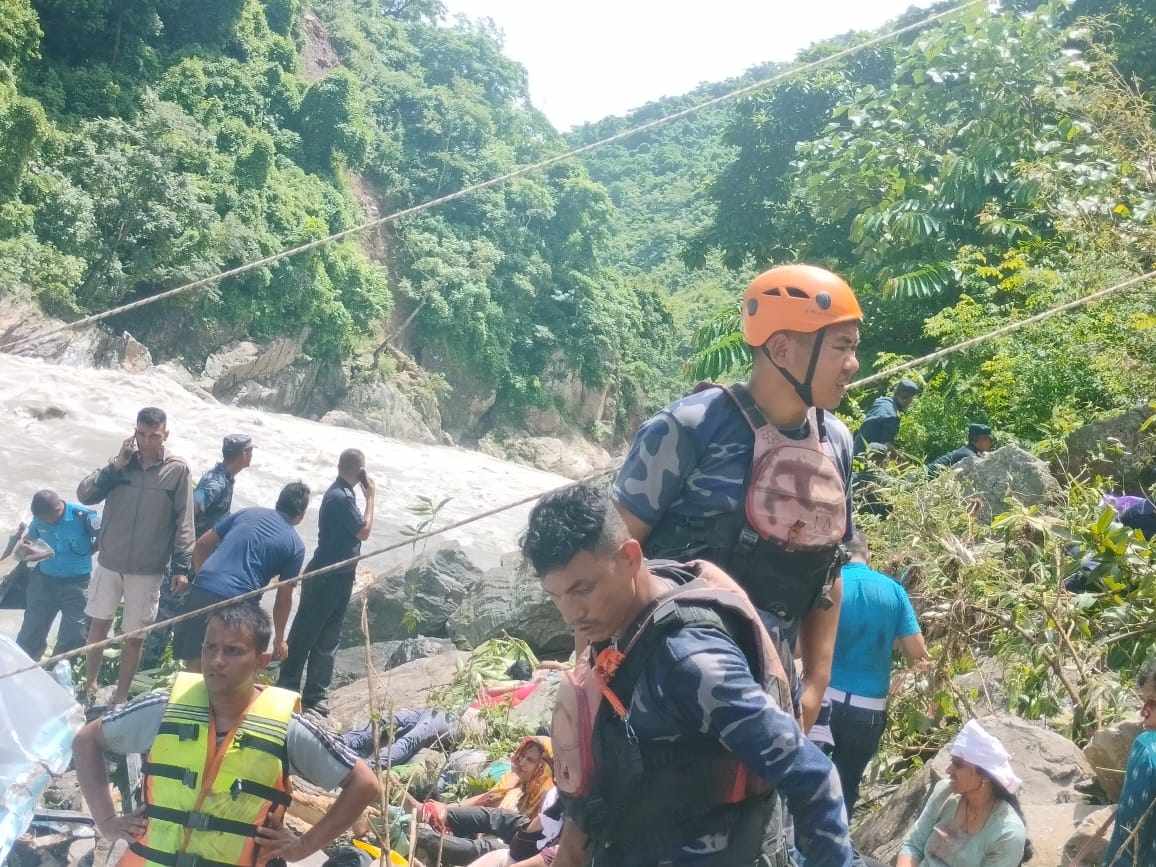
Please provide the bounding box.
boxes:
[171,482,309,669]
[817,532,928,815]
[15,489,100,660]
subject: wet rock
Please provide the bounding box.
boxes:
[94,332,151,372]
[0,301,106,367]
[329,379,441,444]
[854,713,1095,862]
[448,554,573,656]
[1084,719,1142,803]
[339,544,483,646]
[388,637,456,668]
[951,445,1062,522]
[203,338,302,395]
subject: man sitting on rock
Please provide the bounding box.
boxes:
[928,423,995,473]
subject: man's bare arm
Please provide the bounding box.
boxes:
[799,574,841,730]
[73,720,147,842]
[548,823,589,867]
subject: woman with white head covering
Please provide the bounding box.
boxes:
[897,720,1031,867]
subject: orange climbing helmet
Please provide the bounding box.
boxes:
[742,264,863,347]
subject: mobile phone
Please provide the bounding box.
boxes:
[358,468,368,485]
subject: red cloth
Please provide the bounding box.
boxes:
[470,679,541,709]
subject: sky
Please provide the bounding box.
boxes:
[443,0,935,130]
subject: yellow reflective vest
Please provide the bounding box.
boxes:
[121,673,299,867]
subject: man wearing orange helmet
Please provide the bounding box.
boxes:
[614,264,862,733]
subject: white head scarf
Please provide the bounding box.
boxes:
[949,720,1023,795]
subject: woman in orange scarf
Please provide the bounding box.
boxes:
[415,737,554,865]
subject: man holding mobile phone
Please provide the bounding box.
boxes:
[77,407,194,704]
[277,448,375,714]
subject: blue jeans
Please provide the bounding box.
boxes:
[828,698,887,815]
[342,708,458,767]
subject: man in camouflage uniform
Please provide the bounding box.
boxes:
[525,483,852,867]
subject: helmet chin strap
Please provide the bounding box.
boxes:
[762,327,827,408]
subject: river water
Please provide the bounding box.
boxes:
[0,354,570,638]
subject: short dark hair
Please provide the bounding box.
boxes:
[30,489,62,519]
[521,482,627,576]
[338,448,365,475]
[205,602,271,653]
[137,406,167,428]
[275,481,310,519]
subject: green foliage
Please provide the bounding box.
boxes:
[0,0,41,70]
[858,463,1153,794]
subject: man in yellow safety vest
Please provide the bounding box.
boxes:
[74,602,380,867]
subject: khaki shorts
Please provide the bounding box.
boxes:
[85,563,163,632]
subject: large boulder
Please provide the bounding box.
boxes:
[1084,719,1142,802]
[328,650,469,729]
[0,300,106,366]
[448,554,574,657]
[203,338,302,394]
[854,714,1095,862]
[951,445,1062,522]
[1062,405,1155,492]
[326,378,442,444]
[330,640,404,687]
[339,544,484,646]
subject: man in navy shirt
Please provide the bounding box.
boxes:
[526,483,852,867]
[172,482,309,669]
[852,379,920,455]
[278,448,376,713]
[816,532,928,815]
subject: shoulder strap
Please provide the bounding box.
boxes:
[723,383,770,431]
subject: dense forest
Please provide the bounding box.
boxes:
[0,0,1153,454]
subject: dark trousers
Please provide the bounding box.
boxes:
[17,573,89,660]
[828,698,888,816]
[278,574,354,706]
[415,806,527,866]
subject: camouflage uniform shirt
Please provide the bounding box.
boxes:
[193,462,235,538]
[613,386,854,542]
[592,614,853,865]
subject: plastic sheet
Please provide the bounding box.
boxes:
[0,635,84,863]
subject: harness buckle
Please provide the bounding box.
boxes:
[737,527,759,553]
[182,769,198,788]
[230,778,245,799]
[186,812,213,831]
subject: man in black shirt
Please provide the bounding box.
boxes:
[278,448,376,713]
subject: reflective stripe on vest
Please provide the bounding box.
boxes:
[119,673,299,867]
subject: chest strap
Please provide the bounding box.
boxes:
[144,805,257,838]
[129,842,238,867]
[142,762,198,790]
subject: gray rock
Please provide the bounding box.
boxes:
[855,713,1095,861]
[1062,405,1156,492]
[94,332,152,372]
[332,379,441,444]
[1061,805,1116,866]
[953,657,1010,715]
[204,338,302,394]
[388,637,456,668]
[448,554,574,656]
[509,673,562,734]
[330,640,403,686]
[951,445,1062,522]
[328,651,468,730]
[339,543,483,646]
[1084,719,1142,803]
[0,301,106,367]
